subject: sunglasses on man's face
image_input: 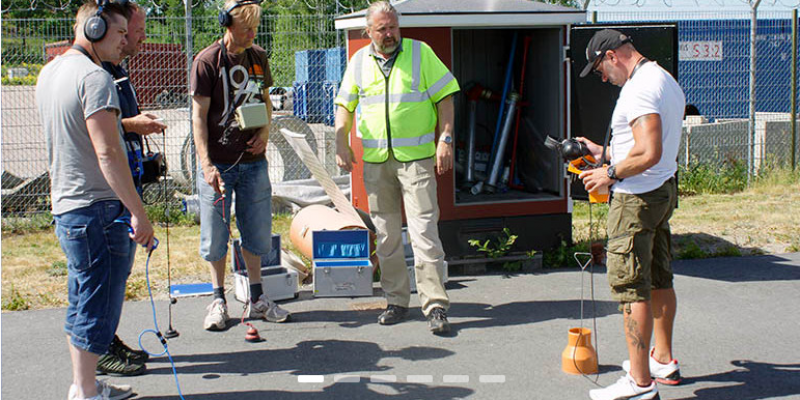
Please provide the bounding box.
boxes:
[591,54,605,77]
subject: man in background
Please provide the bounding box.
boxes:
[98,2,166,377]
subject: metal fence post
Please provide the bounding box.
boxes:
[185,1,196,195]
[748,0,762,184]
[792,9,798,171]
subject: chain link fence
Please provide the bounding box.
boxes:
[1,9,346,215]
[2,5,799,216]
[593,10,800,170]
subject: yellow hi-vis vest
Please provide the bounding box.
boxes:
[334,38,460,163]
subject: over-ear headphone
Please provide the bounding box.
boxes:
[84,0,129,42]
[218,0,262,27]
[84,0,109,42]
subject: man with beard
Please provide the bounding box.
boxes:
[334,1,459,335]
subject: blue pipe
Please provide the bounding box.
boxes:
[488,32,518,171]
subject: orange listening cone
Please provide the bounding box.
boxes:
[562,327,598,374]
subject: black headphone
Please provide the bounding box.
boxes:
[218,0,262,27]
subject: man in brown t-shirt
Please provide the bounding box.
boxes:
[190,0,290,331]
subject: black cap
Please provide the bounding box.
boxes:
[579,29,632,78]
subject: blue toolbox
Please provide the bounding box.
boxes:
[312,229,374,297]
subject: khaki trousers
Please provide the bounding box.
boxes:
[363,154,450,316]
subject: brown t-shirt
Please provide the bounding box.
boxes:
[190,40,273,164]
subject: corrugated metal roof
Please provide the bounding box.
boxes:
[335,0,585,29]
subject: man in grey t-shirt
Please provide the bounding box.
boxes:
[36,2,154,399]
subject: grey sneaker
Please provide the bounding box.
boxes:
[427,307,451,334]
[203,299,229,331]
[68,380,132,400]
[378,305,409,325]
[249,294,290,323]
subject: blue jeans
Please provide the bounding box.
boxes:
[56,200,136,355]
[198,158,273,262]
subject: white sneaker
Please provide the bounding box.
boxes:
[68,380,132,400]
[248,294,290,323]
[589,373,659,400]
[203,299,229,331]
[622,348,682,385]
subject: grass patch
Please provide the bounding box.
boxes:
[678,159,748,196]
[1,211,54,234]
[2,285,31,311]
[543,240,590,269]
[47,260,68,277]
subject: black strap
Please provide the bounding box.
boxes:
[71,44,93,60]
[629,57,649,80]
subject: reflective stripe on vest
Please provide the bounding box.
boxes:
[362,131,436,149]
[352,38,441,163]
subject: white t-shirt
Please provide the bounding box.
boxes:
[609,61,685,195]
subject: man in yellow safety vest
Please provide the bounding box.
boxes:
[334,0,459,335]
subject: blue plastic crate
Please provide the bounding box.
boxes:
[326,47,347,82]
[312,230,370,260]
[295,49,327,83]
[293,81,338,124]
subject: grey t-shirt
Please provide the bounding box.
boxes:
[37,53,123,215]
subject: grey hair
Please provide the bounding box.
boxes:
[365,1,399,28]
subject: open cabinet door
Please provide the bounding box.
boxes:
[569,23,678,201]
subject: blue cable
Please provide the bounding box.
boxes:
[113,218,185,399]
[138,249,187,400]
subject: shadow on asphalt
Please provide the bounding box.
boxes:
[447,299,619,336]
[672,254,800,282]
[149,340,454,377]
[674,360,800,400]
[134,381,474,400]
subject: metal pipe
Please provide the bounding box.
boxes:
[465,100,478,184]
[748,0,761,184]
[792,8,798,171]
[486,93,520,193]
[185,0,195,195]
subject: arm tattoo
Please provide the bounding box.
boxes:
[631,113,657,131]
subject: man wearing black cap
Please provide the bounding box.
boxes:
[576,29,685,400]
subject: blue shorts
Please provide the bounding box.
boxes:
[56,200,136,355]
[197,158,273,262]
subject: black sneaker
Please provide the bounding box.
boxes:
[96,352,147,377]
[111,335,149,365]
[427,307,450,335]
[378,305,409,325]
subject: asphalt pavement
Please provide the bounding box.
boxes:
[3,253,800,400]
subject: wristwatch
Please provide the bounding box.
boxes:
[439,135,453,145]
[607,165,623,182]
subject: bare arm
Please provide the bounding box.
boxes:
[578,113,663,193]
[86,109,154,248]
[192,95,224,194]
[121,113,167,136]
[435,95,455,175]
[334,105,356,172]
[613,113,662,179]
